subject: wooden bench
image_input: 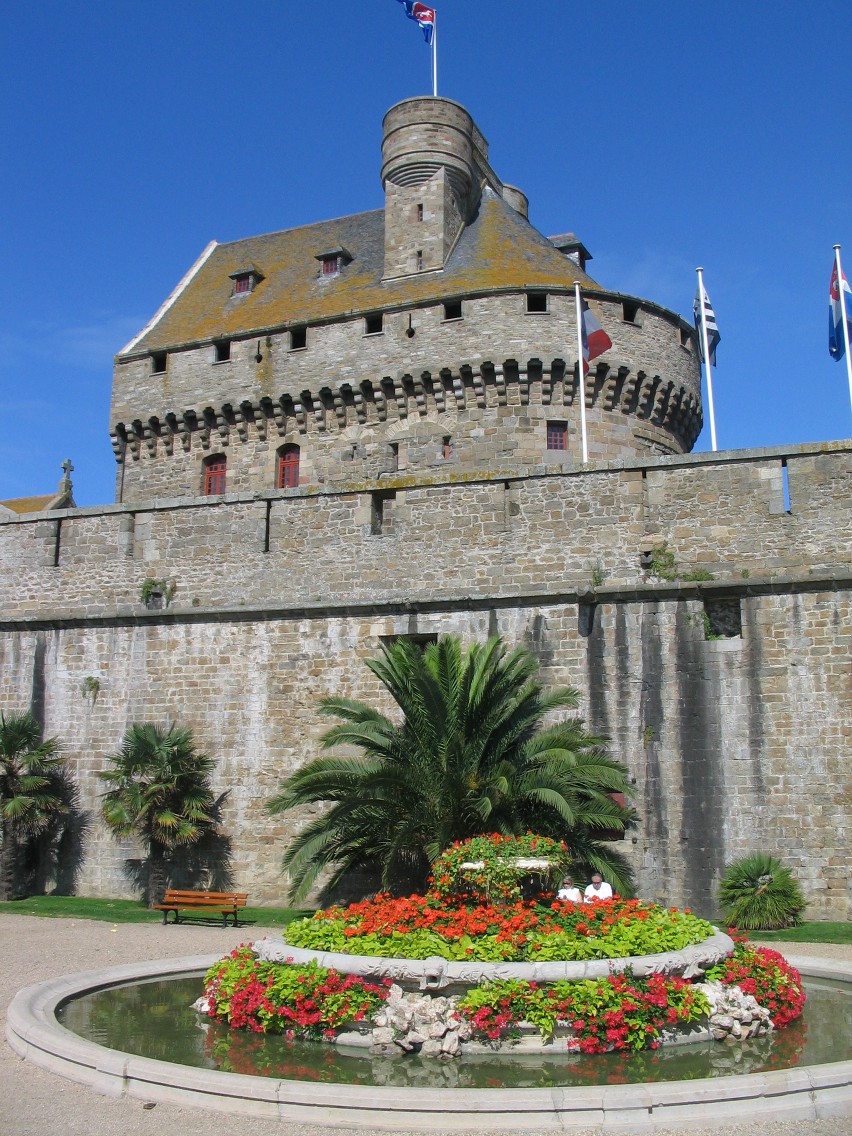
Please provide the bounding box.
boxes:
[153,889,248,926]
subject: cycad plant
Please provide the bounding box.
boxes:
[0,711,69,900]
[99,723,219,907]
[718,852,806,930]
[268,635,634,902]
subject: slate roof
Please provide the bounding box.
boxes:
[122,189,600,357]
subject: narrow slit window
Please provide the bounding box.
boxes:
[416,250,424,272]
[782,459,791,512]
[416,203,424,222]
[371,490,396,535]
[442,435,452,459]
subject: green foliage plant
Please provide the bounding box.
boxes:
[99,723,219,907]
[718,852,806,930]
[139,577,176,607]
[0,712,69,900]
[267,635,635,903]
[457,971,710,1051]
[203,946,389,1038]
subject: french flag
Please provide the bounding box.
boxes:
[396,0,435,44]
[581,298,612,374]
[829,261,852,361]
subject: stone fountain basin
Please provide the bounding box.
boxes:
[254,927,737,992]
[6,951,852,1130]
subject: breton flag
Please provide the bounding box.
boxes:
[829,260,852,361]
[580,298,613,374]
[395,0,435,44]
[693,281,720,365]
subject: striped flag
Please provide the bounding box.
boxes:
[829,260,852,362]
[693,282,720,365]
[580,298,612,374]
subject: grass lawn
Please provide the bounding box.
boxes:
[0,894,309,927]
[748,922,852,946]
[0,896,848,944]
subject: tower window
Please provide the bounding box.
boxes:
[622,301,641,325]
[389,442,399,472]
[443,300,463,321]
[371,491,396,535]
[527,292,548,313]
[416,250,424,272]
[277,444,300,489]
[416,203,424,221]
[365,313,384,335]
[290,326,307,350]
[546,421,568,451]
[442,435,452,459]
[214,340,231,363]
[151,351,167,374]
[203,454,227,496]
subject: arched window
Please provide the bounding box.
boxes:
[277,444,300,489]
[204,454,227,496]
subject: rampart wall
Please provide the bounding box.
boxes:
[0,442,849,918]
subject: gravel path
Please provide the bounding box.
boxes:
[1,914,849,1136]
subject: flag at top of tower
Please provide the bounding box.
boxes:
[580,297,612,375]
[395,0,435,44]
[829,260,852,361]
[693,281,720,366]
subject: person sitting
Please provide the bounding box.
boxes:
[556,874,583,903]
[584,872,613,901]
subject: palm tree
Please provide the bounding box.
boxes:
[267,636,634,902]
[99,723,219,907]
[0,712,68,900]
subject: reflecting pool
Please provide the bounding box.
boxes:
[58,974,851,1090]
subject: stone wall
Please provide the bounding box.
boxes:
[0,442,849,918]
[111,291,701,503]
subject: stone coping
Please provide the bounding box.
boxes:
[254,928,737,986]
[6,952,851,1130]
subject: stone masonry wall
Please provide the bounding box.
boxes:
[0,443,849,917]
[111,291,701,502]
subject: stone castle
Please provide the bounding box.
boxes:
[1,98,848,917]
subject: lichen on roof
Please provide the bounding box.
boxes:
[123,192,599,356]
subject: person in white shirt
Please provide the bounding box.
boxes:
[556,875,583,903]
[584,873,613,901]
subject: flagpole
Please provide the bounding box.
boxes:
[833,245,852,420]
[432,11,438,96]
[696,266,718,452]
[574,283,589,464]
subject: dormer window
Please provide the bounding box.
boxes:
[315,246,352,279]
[229,266,263,296]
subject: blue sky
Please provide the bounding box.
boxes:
[2,1,851,507]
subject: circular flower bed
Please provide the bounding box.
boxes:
[201,837,806,1058]
[284,893,715,963]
